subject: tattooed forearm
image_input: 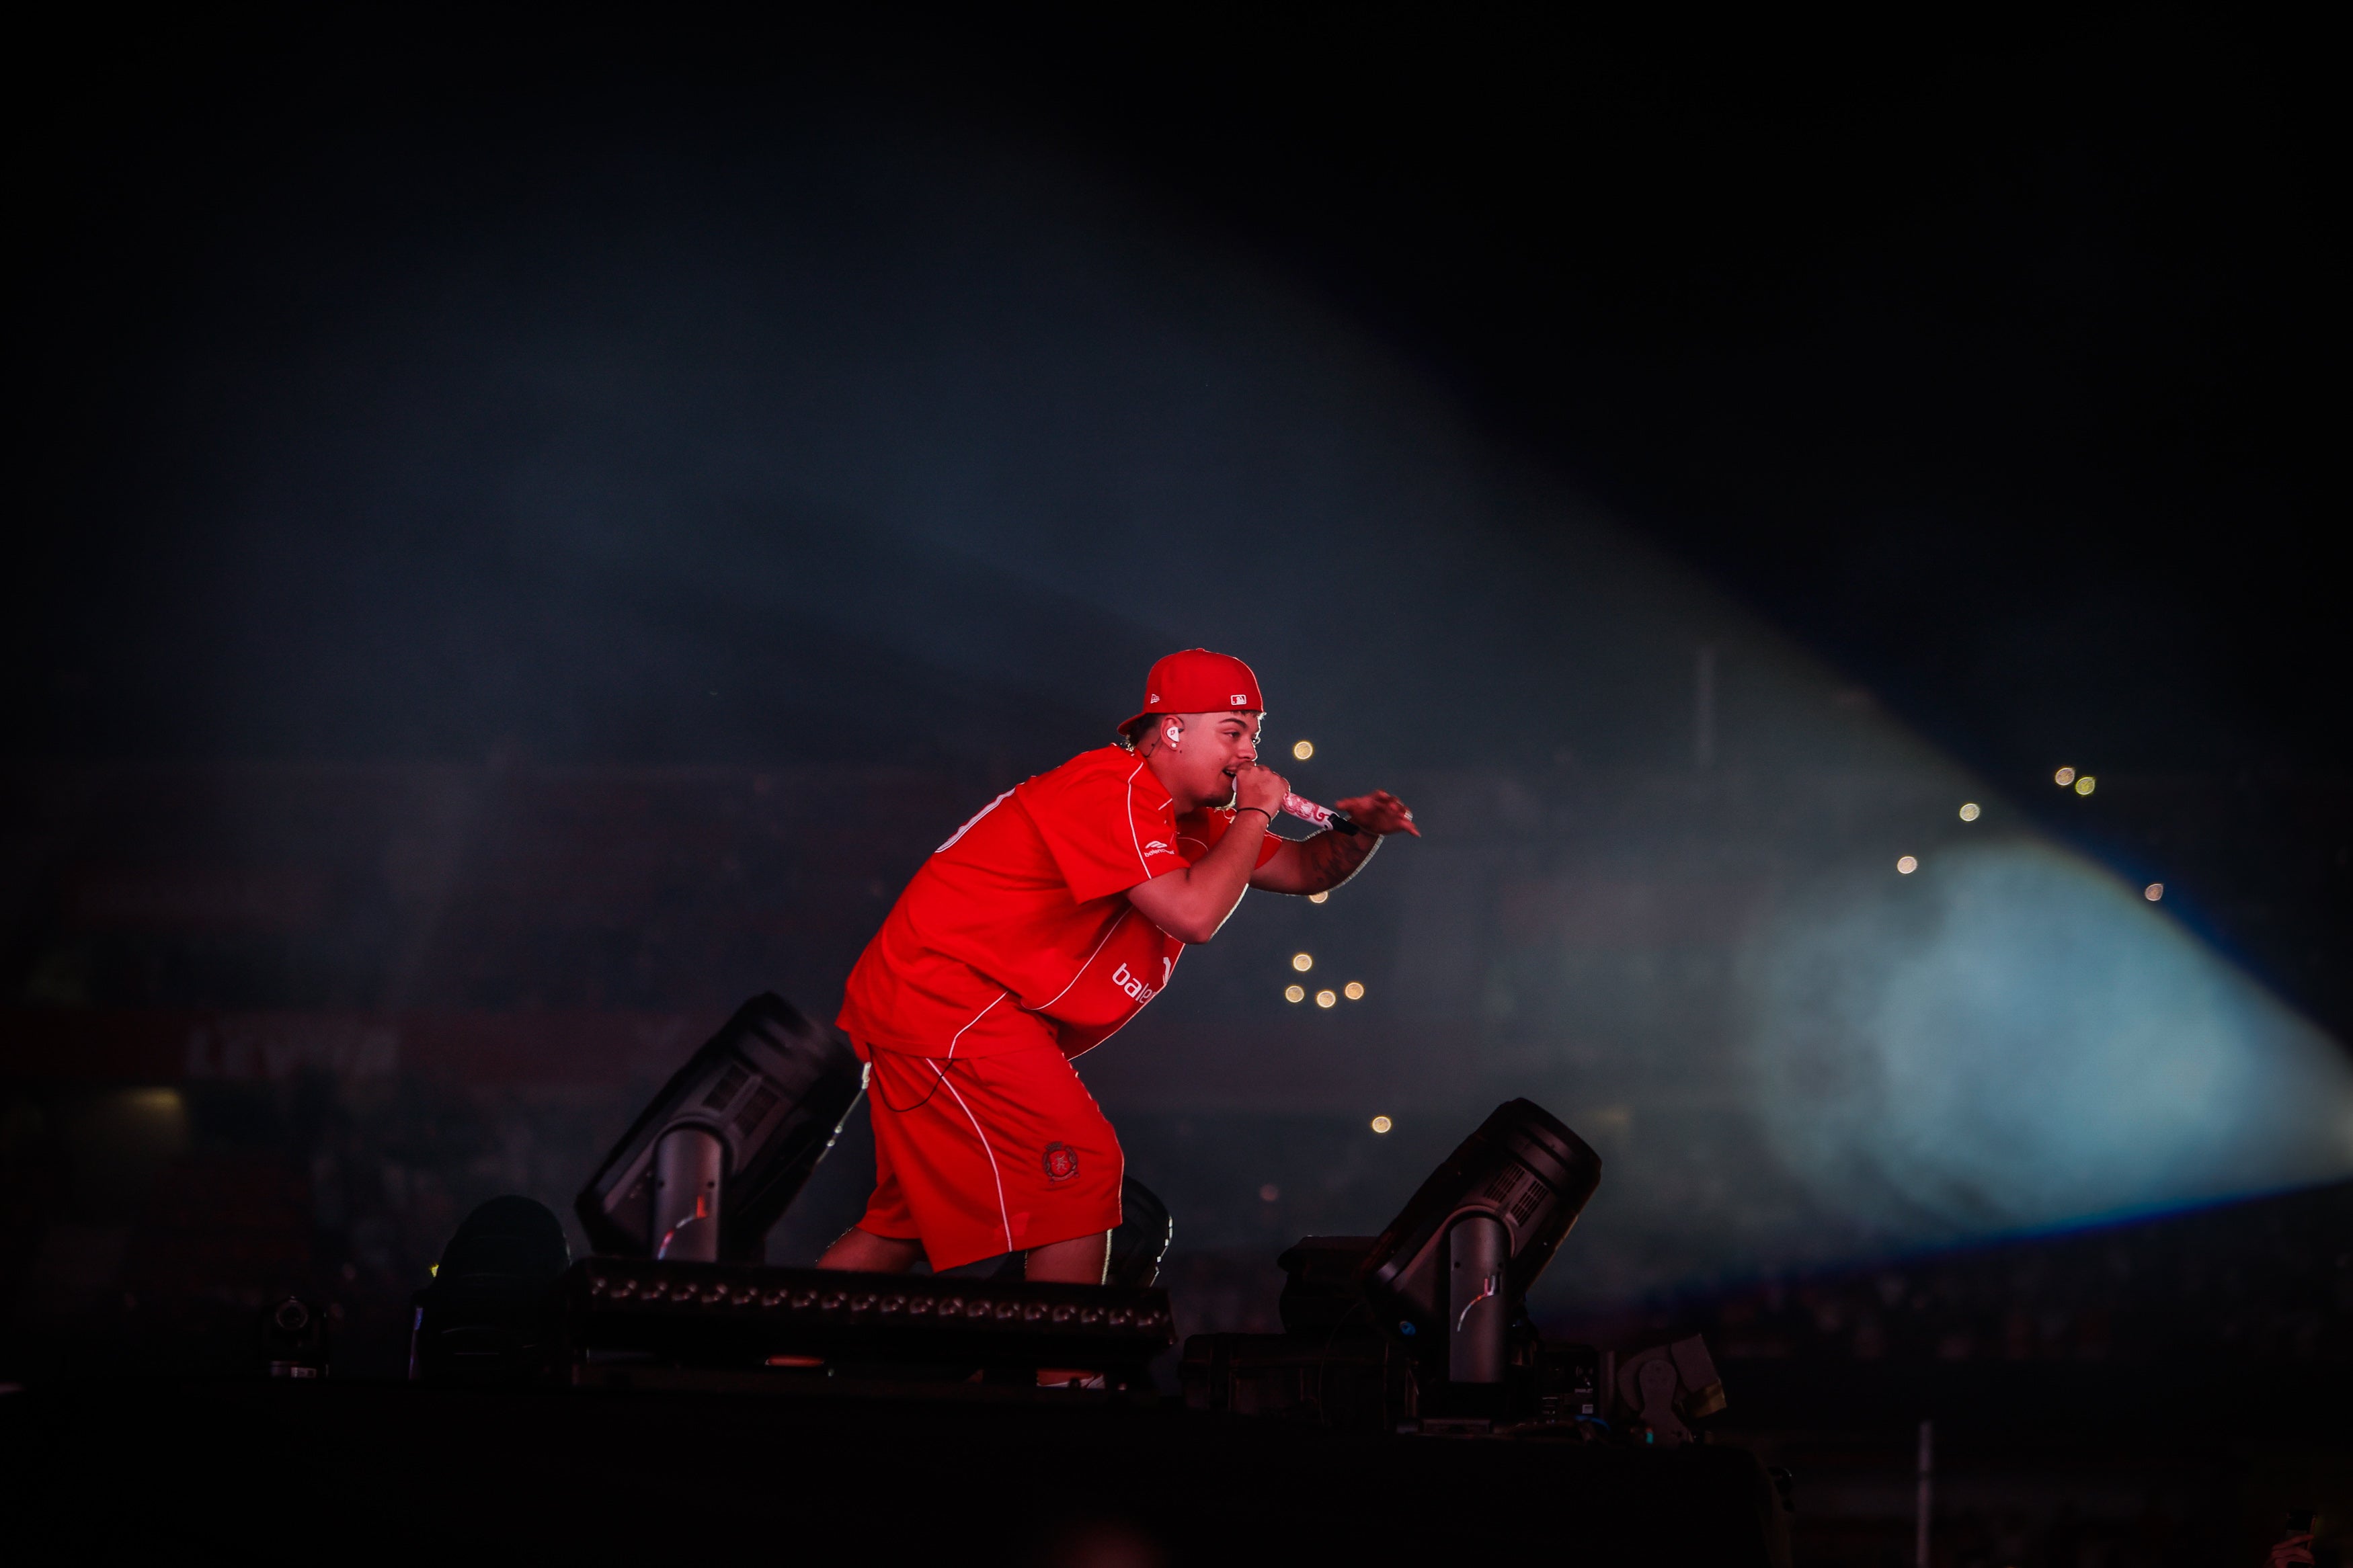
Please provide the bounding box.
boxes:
[1302,827,1380,893]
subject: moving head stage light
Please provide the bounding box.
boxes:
[1363,1098,1603,1408]
[575,993,865,1263]
[1181,1098,1714,1437]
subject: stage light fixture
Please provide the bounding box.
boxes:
[1285,984,1306,1003]
[2055,767,2077,786]
[575,993,864,1262]
[1291,952,1313,971]
[1315,989,1337,1007]
[1308,891,1329,904]
[1897,856,1918,874]
[1361,1099,1603,1418]
[1958,802,1981,821]
[1343,981,1365,1000]
[2145,882,2164,901]
[1292,740,1314,760]
[2075,774,2097,796]
[1370,1115,1393,1133]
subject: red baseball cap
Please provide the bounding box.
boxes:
[1119,649,1265,735]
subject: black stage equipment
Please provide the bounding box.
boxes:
[1360,1098,1603,1416]
[575,993,865,1262]
[261,1294,329,1378]
[1176,1236,1404,1427]
[1277,1234,1380,1333]
[1185,1098,1632,1434]
[409,1195,572,1385]
[561,1260,1174,1389]
[1107,1175,1173,1288]
[1179,1329,1417,1432]
[1613,1335,1726,1446]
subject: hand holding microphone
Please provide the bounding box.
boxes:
[1231,759,1291,823]
[1238,762,1420,839]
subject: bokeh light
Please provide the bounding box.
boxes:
[2075,774,2098,796]
[1308,891,1328,904]
[1343,981,1365,1000]
[1369,1115,1393,1134]
[1283,983,1306,1003]
[1314,989,1337,1007]
[1897,855,1919,874]
[1958,802,1981,821]
[1291,952,1313,972]
[2145,882,2164,901]
[2055,767,2077,786]
[1291,740,1314,761]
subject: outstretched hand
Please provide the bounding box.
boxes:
[1338,790,1420,838]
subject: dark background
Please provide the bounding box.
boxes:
[5,11,2346,1563]
[11,5,2342,1020]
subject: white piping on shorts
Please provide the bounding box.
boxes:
[936,1069,1014,1257]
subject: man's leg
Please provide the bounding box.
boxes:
[1029,1229,1112,1387]
[817,1228,924,1272]
[865,1044,1121,1274]
[820,1080,924,1272]
[1024,1230,1110,1284]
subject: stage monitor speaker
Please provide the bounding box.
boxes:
[1108,1177,1173,1288]
[409,1194,571,1385]
[575,993,865,1261]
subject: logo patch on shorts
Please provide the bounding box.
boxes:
[1043,1142,1079,1184]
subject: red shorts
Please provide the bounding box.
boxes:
[856,1042,1123,1271]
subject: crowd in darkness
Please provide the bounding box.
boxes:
[1642,1181,2353,1368]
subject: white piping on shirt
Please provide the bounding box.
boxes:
[1028,907,1132,1014]
[935,789,1015,854]
[1121,761,1156,878]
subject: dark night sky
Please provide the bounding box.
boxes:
[9,10,2341,985]
[1034,9,2339,778]
[15,9,2336,767]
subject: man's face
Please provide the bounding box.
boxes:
[1163,710,1262,807]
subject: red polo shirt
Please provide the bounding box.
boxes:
[838,745,1279,1061]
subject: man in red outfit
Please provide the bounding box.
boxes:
[817,649,1418,1285]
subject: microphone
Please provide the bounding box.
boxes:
[1281,792,1360,836]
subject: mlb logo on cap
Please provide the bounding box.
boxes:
[1121,649,1265,734]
